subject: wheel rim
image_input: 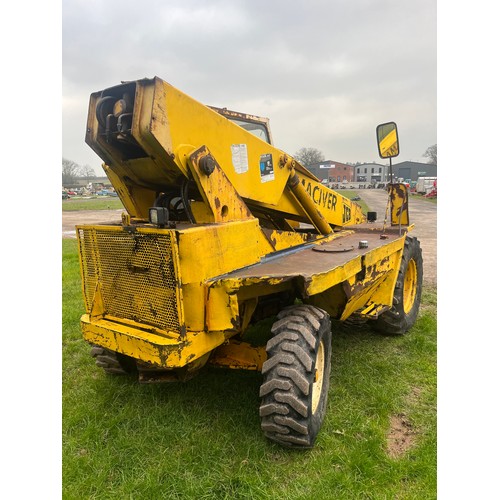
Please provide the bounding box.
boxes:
[311,340,325,415]
[403,258,418,314]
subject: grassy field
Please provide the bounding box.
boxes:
[62,192,370,215]
[63,237,437,499]
[62,197,125,211]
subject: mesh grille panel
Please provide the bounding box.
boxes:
[78,228,181,333]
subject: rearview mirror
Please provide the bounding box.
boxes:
[376,122,399,159]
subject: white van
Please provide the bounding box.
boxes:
[416,177,437,195]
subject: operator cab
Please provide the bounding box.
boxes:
[209,106,273,145]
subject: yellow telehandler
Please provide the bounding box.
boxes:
[77,77,423,448]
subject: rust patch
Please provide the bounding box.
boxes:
[386,413,416,459]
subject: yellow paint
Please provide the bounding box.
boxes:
[177,219,272,284]
[267,229,311,250]
[209,340,267,371]
[305,257,362,297]
[389,183,410,226]
[187,146,255,223]
[78,219,409,367]
[311,340,325,414]
[81,314,232,368]
[78,77,416,372]
[379,128,399,157]
[403,257,418,313]
[339,246,403,320]
[86,77,365,229]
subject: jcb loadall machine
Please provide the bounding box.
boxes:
[78,76,423,449]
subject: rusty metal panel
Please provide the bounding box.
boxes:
[389,183,410,226]
[213,228,406,299]
[77,226,183,334]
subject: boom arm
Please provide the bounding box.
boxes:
[85,77,365,232]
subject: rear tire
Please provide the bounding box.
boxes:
[90,346,136,375]
[372,235,423,335]
[259,305,332,448]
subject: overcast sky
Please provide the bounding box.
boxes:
[62,0,436,173]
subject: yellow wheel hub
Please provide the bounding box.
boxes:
[403,258,418,314]
[311,341,325,415]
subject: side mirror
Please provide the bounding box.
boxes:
[376,122,400,159]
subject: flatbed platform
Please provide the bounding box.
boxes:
[213,225,408,298]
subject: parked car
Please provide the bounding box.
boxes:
[62,191,70,200]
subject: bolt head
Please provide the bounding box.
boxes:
[200,155,216,176]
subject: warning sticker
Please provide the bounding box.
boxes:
[260,153,274,183]
[231,144,248,174]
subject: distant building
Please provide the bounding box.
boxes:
[63,176,112,191]
[354,163,388,183]
[391,161,437,181]
[305,160,437,184]
[306,160,355,183]
[353,160,437,183]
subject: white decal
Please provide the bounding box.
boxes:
[231,144,249,174]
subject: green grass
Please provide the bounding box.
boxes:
[63,197,125,211]
[63,239,436,499]
[341,190,370,214]
[410,193,437,205]
[62,191,367,214]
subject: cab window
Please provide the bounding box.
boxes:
[230,118,271,144]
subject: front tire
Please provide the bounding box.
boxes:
[259,305,332,449]
[372,235,423,335]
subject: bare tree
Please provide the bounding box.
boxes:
[423,144,437,165]
[62,158,80,185]
[79,164,97,178]
[293,147,325,167]
[63,158,98,186]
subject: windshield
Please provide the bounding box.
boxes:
[230,118,270,144]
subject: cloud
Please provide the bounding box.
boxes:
[62,0,436,169]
